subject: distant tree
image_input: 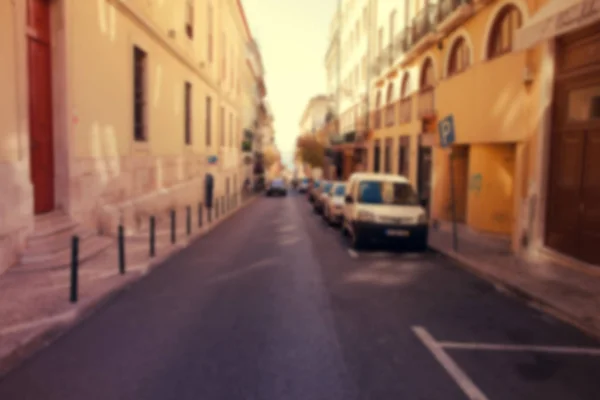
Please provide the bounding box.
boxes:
[296,135,325,168]
[263,146,280,169]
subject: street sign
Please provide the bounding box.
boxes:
[438,114,456,148]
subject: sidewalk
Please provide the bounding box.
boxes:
[428,223,600,339]
[0,195,257,377]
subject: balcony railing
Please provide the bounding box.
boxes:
[393,28,411,58]
[437,0,470,24]
[411,3,438,45]
[418,87,436,118]
[385,103,395,127]
[373,109,382,129]
[398,97,412,124]
[383,44,394,68]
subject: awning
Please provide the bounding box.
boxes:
[514,0,600,51]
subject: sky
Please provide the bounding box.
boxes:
[241,0,337,168]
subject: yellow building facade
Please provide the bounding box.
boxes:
[0,0,258,273]
[368,0,600,268]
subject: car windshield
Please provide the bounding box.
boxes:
[322,182,333,193]
[302,178,309,184]
[271,180,284,188]
[357,181,419,205]
[314,181,321,188]
[333,184,345,196]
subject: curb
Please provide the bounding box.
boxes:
[430,244,600,341]
[0,196,259,380]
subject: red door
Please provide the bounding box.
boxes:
[27,0,55,214]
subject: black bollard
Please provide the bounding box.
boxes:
[118,224,125,274]
[70,235,79,303]
[198,202,203,228]
[170,209,176,244]
[186,205,192,236]
[149,216,156,257]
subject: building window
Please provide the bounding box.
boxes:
[133,46,147,142]
[398,136,410,176]
[400,72,410,98]
[373,139,381,173]
[184,82,192,145]
[384,138,392,173]
[220,106,225,146]
[487,5,522,59]
[420,58,435,89]
[185,0,194,39]
[205,96,212,146]
[207,3,213,62]
[448,37,470,77]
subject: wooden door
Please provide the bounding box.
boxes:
[27,0,55,214]
[417,145,432,210]
[580,129,600,265]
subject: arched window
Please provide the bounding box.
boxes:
[448,37,470,76]
[386,83,394,104]
[487,4,522,59]
[400,73,410,98]
[420,58,435,90]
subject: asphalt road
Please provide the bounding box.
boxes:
[1,193,600,399]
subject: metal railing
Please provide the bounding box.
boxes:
[411,3,438,46]
[437,0,470,24]
[385,103,395,127]
[398,97,413,124]
[418,87,435,118]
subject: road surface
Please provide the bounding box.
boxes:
[1,193,599,399]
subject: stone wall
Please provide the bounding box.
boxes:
[0,160,34,274]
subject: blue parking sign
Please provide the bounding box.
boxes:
[438,115,456,148]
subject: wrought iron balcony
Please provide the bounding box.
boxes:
[393,28,411,57]
[383,43,394,68]
[398,97,412,124]
[436,0,474,32]
[417,87,435,119]
[373,109,382,129]
[385,103,395,127]
[411,3,438,46]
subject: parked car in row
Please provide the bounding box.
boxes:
[313,181,334,214]
[266,178,287,197]
[308,180,321,203]
[298,177,310,193]
[306,173,428,252]
[323,182,346,226]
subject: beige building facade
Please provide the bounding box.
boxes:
[0,0,260,274]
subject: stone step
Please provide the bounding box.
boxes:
[19,235,113,270]
[24,227,95,258]
[31,214,76,240]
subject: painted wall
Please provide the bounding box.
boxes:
[0,0,22,163]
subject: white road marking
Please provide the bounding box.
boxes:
[347,249,359,258]
[439,341,600,356]
[412,326,489,400]
[0,310,77,336]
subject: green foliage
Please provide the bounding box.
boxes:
[296,135,325,168]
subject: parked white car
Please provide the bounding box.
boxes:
[313,181,332,214]
[323,181,346,226]
[342,172,428,250]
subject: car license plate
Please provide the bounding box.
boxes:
[386,229,409,237]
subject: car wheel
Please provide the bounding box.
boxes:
[350,230,366,250]
[414,239,428,252]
